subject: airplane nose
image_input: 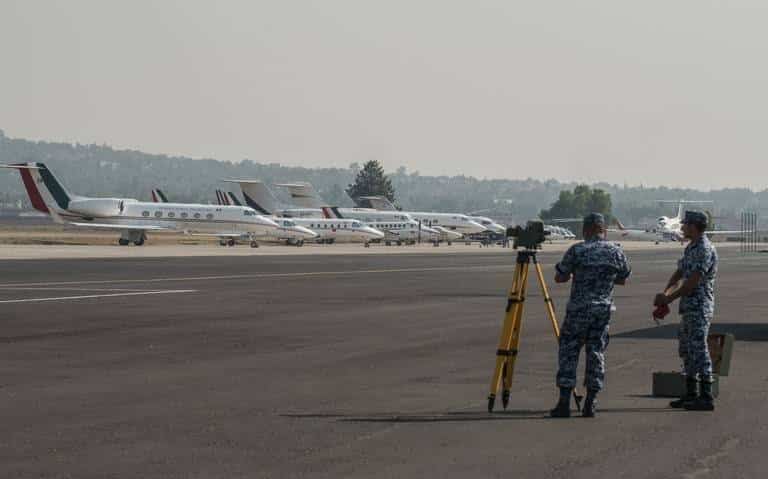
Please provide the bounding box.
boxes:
[260,216,279,228]
[299,226,318,238]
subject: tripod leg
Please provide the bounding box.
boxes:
[501,262,531,409]
[533,260,583,412]
[487,262,524,412]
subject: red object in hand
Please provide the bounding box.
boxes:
[653,304,670,320]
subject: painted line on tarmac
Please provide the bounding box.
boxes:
[0,289,197,304]
[0,287,155,292]
[0,265,516,288]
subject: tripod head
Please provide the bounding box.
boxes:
[507,220,548,250]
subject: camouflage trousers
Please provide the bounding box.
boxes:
[556,311,611,392]
[678,312,713,380]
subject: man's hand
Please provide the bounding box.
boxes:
[654,293,670,307]
[555,272,571,283]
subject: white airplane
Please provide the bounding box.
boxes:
[278,183,487,236]
[149,187,318,247]
[611,200,748,243]
[2,162,282,247]
[220,180,385,245]
[544,225,576,241]
[332,211,441,244]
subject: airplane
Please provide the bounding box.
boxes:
[357,195,507,235]
[318,207,441,245]
[544,225,576,241]
[610,200,749,243]
[149,187,318,247]
[2,162,282,247]
[219,181,385,245]
[278,183,487,236]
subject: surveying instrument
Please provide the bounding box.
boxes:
[486,220,582,413]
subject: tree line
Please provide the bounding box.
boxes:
[1,130,765,228]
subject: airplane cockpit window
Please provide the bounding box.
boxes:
[352,221,361,227]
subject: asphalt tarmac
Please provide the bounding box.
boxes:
[1,246,767,478]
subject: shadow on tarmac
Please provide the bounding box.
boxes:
[614,322,768,341]
[282,407,679,423]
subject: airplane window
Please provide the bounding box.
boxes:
[154,211,162,218]
[206,213,214,220]
[194,213,201,219]
[181,212,188,219]
[142,211,150,217]
[168,212,175,218]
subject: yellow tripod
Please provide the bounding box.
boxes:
[487,249,582,412]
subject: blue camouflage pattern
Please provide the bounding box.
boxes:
[676,236,718,380]
[554,238,631,391]
[556,238,632,315]
[677,236,718,316]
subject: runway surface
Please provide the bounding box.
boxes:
[1,247,767,478]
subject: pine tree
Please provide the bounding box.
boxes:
[346,160,396,202]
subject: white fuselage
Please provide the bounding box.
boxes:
[404,212,486,235]
[67,201,281,237]
[287,218,385,242]
[469,216,507,234]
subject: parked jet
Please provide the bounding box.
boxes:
[220,180,385,245]
[279,184,486,236]
[2,163,281,247]
[149,187,317,246]
[611,200,748,243]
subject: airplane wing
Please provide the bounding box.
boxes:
[69,222,170,231]
[189,232,247,238]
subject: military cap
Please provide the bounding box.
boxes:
[583,212,605,228]
[681,210,708,228]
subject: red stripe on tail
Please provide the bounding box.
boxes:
[18,168,49,213]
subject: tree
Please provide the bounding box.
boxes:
[540,184,612,221]
[346,160,396,202]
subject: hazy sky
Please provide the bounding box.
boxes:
[2,1,767,189]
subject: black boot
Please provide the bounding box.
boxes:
[670,376,698,408]
[685,377,715,411]
[582,390,598,418]
[550,387,572,418]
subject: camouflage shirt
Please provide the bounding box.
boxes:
[556,238,632,314]
[677,236,718,315]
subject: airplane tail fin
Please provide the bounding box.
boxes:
[274,182,324,208]
[1,163,73,222]
[227,192,242,206]
[354,196,397,211]
[223,179,277,215]
[151,188,168,203]
[321,206,343,219]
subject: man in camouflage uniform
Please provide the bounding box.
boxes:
[654,211,718,411]
[550,213,631,418]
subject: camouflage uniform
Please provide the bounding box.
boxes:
[677,235,718,380]
[555,238,631,392]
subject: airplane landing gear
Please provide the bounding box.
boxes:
[250,241,259,248]
[227,238,236,247]
[119,230,145,246]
